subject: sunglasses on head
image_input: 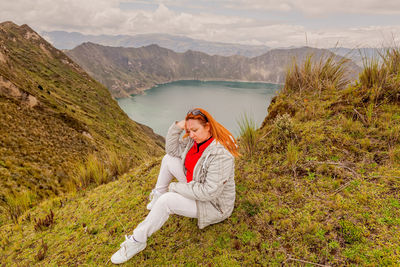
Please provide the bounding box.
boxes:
[187,109,208,122]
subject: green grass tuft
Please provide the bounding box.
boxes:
[237,112,257,156]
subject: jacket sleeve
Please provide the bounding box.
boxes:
[168,152,233,201]
[165,122,189,158]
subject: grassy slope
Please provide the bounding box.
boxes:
[0,22,164,223]
[2,157,274,266]
[1,43,400,265]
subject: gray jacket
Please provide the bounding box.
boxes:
[166,122,236,229]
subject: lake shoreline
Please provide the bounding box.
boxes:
[115,79,283,100]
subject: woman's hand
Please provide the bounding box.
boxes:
[176,120,185,129]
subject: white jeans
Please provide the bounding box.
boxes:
[132,154,198,243]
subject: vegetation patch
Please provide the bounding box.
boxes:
[34,210,55,231]
[0,22,164,225]
[1,27,400,264]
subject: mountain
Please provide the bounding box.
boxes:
[0,21,164,222]
[2,45,399,265]
[329,47,382,66]
[66,43,361,98]
[42,31,271,57]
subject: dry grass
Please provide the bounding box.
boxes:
[359,47,400,103]
[106,149,133,178]
[284,54,350,96]
[0,191,35,223]
[72,150,134,190]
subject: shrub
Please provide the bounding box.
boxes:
[272,114,296,149]
[237,113,257,156]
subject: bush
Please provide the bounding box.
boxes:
[272,114,296,149]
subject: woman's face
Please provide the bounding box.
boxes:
[186,119,211,143]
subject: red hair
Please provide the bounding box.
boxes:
[183,108,239,157]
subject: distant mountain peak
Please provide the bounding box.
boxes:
[0,21,18,27]
[42,30,271,57]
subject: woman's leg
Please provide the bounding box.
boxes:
[133,192,197,243]
[154,154,186,193]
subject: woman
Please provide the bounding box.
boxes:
[111,108,238,264]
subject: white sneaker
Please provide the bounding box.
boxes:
[146,189,163,210]
[110,235,146,264]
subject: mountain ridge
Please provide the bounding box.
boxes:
[43,30,271,57]
[66,42,361,98]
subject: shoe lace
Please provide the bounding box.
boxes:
[120,235,130,258]
[149,189,161,202]
[148,190,155,201]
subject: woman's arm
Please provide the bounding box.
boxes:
[168,152,234,201]
[165,120,189,158]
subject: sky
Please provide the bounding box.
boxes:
[1,0,400,48]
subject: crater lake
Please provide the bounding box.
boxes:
[117,80,281,137]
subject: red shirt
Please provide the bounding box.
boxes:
[184,137,214,183]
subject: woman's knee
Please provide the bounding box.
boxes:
[161,154,169,163]
[162,154,174,164]
[153,192,178,211]
[156,192,176,204]
[162,154,181,167]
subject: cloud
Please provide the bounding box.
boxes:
[198,0,400,15]
[0,0,124,33]
[0,1,399,48]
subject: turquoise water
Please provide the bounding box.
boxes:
[117,80,281,137]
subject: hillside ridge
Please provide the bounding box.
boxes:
[43,30,271,57]
[67,42,361,98]
[0,22,164,224]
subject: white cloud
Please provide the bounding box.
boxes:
[0,1,399,48]
[0,0,123,33]
[200,0,400,15]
